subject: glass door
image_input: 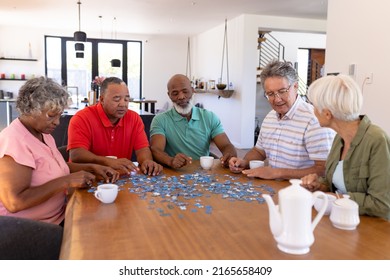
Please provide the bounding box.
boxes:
[66,41,92,108]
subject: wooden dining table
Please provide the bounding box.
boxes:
[60,160,390,260]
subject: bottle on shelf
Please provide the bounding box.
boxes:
[28,43,33,59]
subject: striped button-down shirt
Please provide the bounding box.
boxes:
[256,97,335,169]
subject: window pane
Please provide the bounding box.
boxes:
[45,36,142,109]
[46,37,62,85]
[128,42,142,99]
[66,41,92,108]
[98,43,122,79]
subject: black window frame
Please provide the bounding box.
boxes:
[44,35,142,97]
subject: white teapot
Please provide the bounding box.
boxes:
[329,195,360,230]
[263,179,328,255]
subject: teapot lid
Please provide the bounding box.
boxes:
[280,179,311,198]
[334,195,358,209]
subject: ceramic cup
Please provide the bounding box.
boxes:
[314,194,336,215]
[94,184,119,204]
[249,160,264,169]
[200,156,214,170]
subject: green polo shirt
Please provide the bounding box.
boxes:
[150,107,224,160]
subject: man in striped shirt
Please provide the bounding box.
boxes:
[229,60,335,180]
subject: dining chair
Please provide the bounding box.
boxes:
[0,216,63,260]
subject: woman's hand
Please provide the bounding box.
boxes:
[66,170,96,188]
[300,173,327,192]
[90,164,120,183]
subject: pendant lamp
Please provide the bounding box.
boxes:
[110,59,121,67]
[75,43,84,51]
[110,17,121,67]
[74,1,87,42]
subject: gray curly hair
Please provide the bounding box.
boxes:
[16,76,68,116]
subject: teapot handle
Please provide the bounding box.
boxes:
[311,191,328,230]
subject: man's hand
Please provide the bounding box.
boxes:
[228,157,248,173]
[104,157,139,175]
[170,153,192,169]
[140,160,163,176]
[242,166,279,180]
[220,152,234,167]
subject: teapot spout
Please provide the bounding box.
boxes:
[262,194,283,237]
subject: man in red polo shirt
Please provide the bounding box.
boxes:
[67,77,162,176]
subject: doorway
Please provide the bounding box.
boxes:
[298,48,325,86]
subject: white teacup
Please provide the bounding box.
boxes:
[200,156,214,170]
[314,194,336,215]
[249,160,264,169]
[94,184,119,204]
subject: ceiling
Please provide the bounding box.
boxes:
[0,0,328,36]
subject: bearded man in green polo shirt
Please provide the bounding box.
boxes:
[150,74,237,169]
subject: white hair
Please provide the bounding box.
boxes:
[307,74,363,121]
[173,95,194,115]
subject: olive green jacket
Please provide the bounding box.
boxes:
[323,115,390,220]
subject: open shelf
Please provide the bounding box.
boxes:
[0,57,38,61]
[195,89,234,98]
[0,78,27,81]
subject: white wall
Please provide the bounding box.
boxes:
[1,14,327,147]
[192,15,327,148]
[0,25,188,110]
[271,31,326,63]
[326,0,390,134]
[0,26,46,95]
[192,16,255,149]
[142,35,188,107]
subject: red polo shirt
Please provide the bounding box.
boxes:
[67,103,149,159]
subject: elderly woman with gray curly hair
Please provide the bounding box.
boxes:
[0,77,119,226]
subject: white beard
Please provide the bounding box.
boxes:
[173,96,194,115]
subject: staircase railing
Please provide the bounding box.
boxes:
[307,59,323,85]
[257,31,309,100]
[298,75,308,100]
[258,31,285,70]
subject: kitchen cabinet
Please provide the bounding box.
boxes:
[0,99,18,131]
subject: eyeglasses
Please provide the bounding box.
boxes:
[45,111,63,122]
[264,84,292,100]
